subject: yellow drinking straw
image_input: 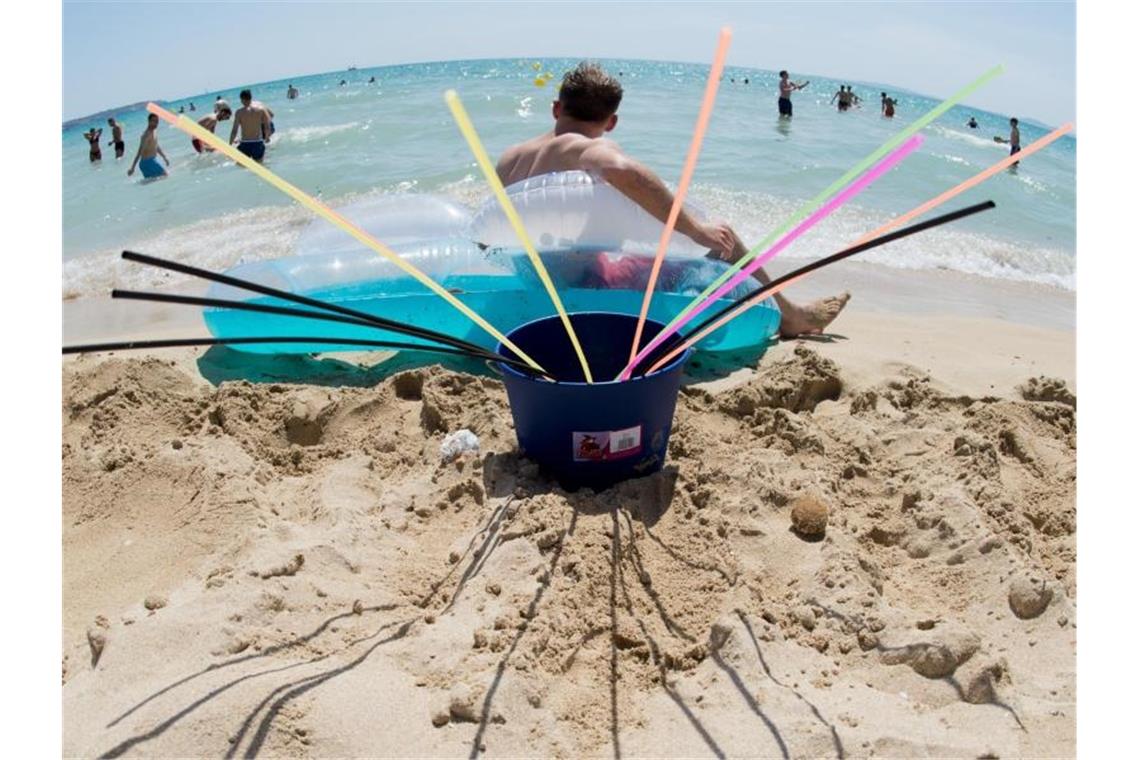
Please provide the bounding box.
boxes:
[444,89,596,383]
[642,122,1074,374]
[627,26,731,366]
[146,102,547,375]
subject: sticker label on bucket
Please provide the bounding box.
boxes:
[572,426,642,462]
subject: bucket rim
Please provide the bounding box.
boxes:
[495,311,693,386]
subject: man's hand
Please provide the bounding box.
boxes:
[692,221,738,258]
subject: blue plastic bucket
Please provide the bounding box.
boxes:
[496,312,692,490]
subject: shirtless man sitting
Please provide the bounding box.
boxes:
[495,62,849,338]
[229,89,272,162]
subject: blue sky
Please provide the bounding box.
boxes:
[63,1,1075,125]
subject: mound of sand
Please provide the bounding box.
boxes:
[62,346,1076,757]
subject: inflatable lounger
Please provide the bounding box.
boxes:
[204,172,781,355]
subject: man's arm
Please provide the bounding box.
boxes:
[157,144,170,165]
[261,109,272,142]
[797,81,809,89]
[127,136,143,175]
[579,142,735,255]
[229,114,239,145]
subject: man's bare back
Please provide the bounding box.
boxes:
[497,132,622,186]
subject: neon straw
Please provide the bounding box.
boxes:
[645,65,1004,348]
[619,134,923,379]
[109,289,539,374]
[641,201,996,375]
[145,102,547,376]
[643,122,1072,372]
[444,90,596,383]
[627,26,731,365]
[62,335,525,367]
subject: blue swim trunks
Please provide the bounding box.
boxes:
[238,139,266,161]
[139,157,166,178]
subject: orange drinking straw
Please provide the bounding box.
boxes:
[643,122,1073,374]
[146,102,547,375]
[627,26,732,366]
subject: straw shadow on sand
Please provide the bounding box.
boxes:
[98,608,411,758]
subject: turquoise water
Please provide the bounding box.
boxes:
[62,57,1076,298]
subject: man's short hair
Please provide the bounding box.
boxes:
[779,70,788,78]
[240,89,252,101]
[1010,117,1019,125]
[558,62,623,122]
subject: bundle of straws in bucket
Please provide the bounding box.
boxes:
[64,28,1073,490]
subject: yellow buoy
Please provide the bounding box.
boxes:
[532,62,541,71]
[534,77,547,87]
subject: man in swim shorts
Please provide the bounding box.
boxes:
[495,62,849,338]
[191,101,232,153]
[106,118,125,158]
[831,86,851,112]
[778,70,808,118]
[84,127,102,162]
[127,113,170,179]
[287,84,299,100]
[229,89,272,162]
[994,117,1022,164]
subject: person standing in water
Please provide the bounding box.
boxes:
[107,118,126,158]
[995,117,1022,165]
[967,116,979,129]
[287,84,299,99]
[83,127,102,162]
[831,85,851,111]
[191,100,232,153]
[777,70,809,118]
[495,62,849,338]
[229,89,272,162]
[882,94,896,118]
[127,113,170,178]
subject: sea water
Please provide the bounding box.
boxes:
[62,57,1076,302]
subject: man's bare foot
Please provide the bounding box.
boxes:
[778,292,851,338]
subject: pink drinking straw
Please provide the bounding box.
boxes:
[618,133,924,380]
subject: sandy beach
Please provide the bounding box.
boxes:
[61,269,1075,758]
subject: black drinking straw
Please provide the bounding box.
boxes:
[109,289,533,372]
[119,250,533,369]
[61,335,527,372]
[631,200,996,376]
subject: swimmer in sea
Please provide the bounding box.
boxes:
[882,96,896,118]
[496,61,849,338]
[189,102,196,112]
[191,100,232,153]
[287,84,299,100]
[778,70,809,118]
[967,116,979,129]
[229,89,272,162]
[84,128,102,162]
[127,113,169,179]
[106,118,125,158]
